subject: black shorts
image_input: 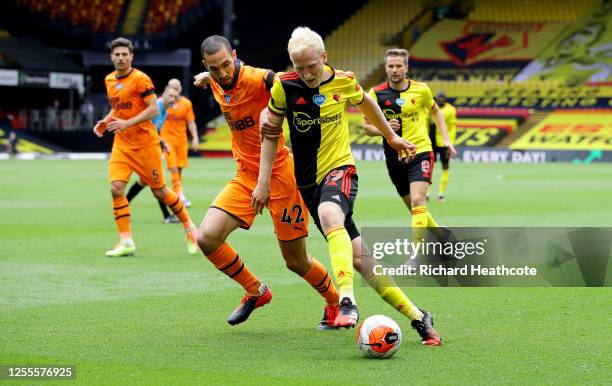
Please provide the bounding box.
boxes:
[385,151,434,197]
[299,165,360,240]
[434,146,450,168]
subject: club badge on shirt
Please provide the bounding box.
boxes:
[313,94,326,106]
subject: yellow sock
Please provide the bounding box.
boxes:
[325,226,354,303]
[427,210,447,239]
[439,169,449,195]
[412,206,428,244]
[365,273,423,321]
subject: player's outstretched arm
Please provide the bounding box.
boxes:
[193,72,211,89]
[252,108,284,215]
[259,107,284,141]
[252,134,279,215]
[357,93,416,160]
[431,103,457,159]
[107,96,159,133]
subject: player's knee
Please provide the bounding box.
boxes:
[110,182,125,198]
[197,227,223,255]
[151,188,165,200]
[283,256,306,275]
[411,194,427,207]
[318,202,344,229]
[280,242,310,275]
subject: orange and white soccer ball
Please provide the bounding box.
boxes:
[356,315,403,358]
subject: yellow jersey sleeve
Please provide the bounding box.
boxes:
[368,87,377,103]
[346,76,365,105]
[421,83,434,111]
[268,78,286,115]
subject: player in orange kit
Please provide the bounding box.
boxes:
[193,35,340,328]
[93,37,199,257]
[160,78,199,207]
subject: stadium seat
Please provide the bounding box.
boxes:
[324,0,426,83]
[469,0,602,22]
[16,0,124,33]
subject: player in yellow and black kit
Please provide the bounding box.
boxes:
[257,28,442,346]
[429,91,456,202]
[365,48,456,247]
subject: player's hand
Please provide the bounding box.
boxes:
[107,117,129,133]
[191,137,200,152]
[445,142,457,159]
[160,138,171,153]
[388,118,401,132]
[387,135,416,162]
[251,183,270,215]
[259,109,282,142]
[193,72,210,89]
[93,120,107,137]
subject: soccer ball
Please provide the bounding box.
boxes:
[356,315,403,359]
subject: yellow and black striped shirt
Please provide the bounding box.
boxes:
[368,80,434,157]
[269,65,364,187]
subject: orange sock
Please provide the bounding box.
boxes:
[171,171,182,195]
[163,189,192,229]
[112,196,131,240]
[302,257,339,306]
[207,242,261,295]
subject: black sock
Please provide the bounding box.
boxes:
[158,200,171,219]
[126,182,145,202]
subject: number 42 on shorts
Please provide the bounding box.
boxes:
[281,204,305,225]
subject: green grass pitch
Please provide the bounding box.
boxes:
[1,158,610,384]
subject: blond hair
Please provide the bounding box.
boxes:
[287,26,325,58]
[384,48,410,66]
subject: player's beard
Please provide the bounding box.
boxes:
[215,73,234,88]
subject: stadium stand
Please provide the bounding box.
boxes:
[121,0,147,35]
[2,0,610,155]
[469,0,602,23]
[324,0,426,85]
[143,0,200,34]
[15,0,125,33]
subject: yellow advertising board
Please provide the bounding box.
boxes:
[0,128,54,154]
[203,111,516,151]
[426,81,612,109]
[510,111,612,150]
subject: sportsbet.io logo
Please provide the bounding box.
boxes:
[382,109,417,121]
[292,111,343,133]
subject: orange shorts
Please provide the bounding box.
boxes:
[109,143,165,189]
[164,139,188,169]
[211,157,308,241]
